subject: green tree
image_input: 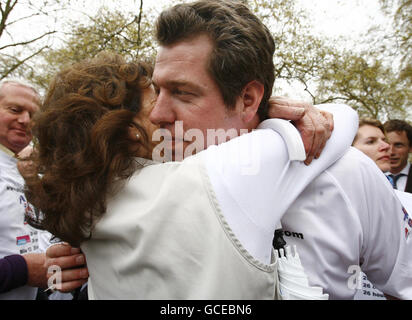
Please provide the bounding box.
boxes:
[379,0,412,82]
[249,0,410,120]
[248,0,332,98]
[0,0,74,81]
[4,0,408,120]
[316,51,409,120]
[29,2,156,90]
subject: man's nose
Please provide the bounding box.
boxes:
[17,111,30,125]
[149,91,176,125]
[388,143,395,155]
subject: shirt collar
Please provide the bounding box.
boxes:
[400,162,410,176]
[385,162,411,177]
[387,162,411,176]
[0,143,16,158]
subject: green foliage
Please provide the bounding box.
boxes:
[0,0,72,82]
[31,5,157,90]
[1,0,409,120]
[249,0,410,121]
[380,0,412,83]
[316,51,409,119]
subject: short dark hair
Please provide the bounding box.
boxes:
[384,119,412,146]
[155,0,275,120]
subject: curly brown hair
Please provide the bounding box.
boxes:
[24,52,153,246]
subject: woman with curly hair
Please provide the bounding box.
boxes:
[24,52,356,299]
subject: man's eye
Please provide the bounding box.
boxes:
[174,89,191,96]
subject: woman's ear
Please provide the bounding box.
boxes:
[239,80,264,124]
[127,120,143,156]
[128,119,141,142]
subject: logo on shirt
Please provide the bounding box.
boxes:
[16,235,31,246]
[7,185,24,193]
[277,229,304,240]
[402,206,411,240]
[19,195,41,225]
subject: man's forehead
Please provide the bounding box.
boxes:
[387,130,412,147]
[388,130,407,140]
[2,82,38,98]
[153,59,211,92]
[1,83,40,110]
[155,35,213,63]
[154,51,207,74]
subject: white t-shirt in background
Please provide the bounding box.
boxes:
[0,149,40,300]
[281,148,412,300]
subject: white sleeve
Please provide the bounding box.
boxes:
[200,104,358,263]
[394,190,412,213]
[367,188,412,299]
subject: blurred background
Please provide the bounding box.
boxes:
[1,0,410,121]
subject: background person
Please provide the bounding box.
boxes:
[0,79,46,299]
[384,119,412,192]
[352,118,397,300]
[0,79,88,299]
[352,118,391,172]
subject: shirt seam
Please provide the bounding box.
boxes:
[197,160,278,273]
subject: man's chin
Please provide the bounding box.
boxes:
[389,160,400,166]
[8,139,30,153]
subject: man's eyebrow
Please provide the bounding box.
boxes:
[153,80,204,92]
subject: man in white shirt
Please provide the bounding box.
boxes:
[384,119,412,193]
[0,79,47,299]
[0,80,88,299]
[351,118,409,300]
[148,0,411,300]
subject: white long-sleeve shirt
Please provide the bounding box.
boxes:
[0,149,40,300]
[280,147,412,299]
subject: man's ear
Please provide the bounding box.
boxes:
[239,80,264,124]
